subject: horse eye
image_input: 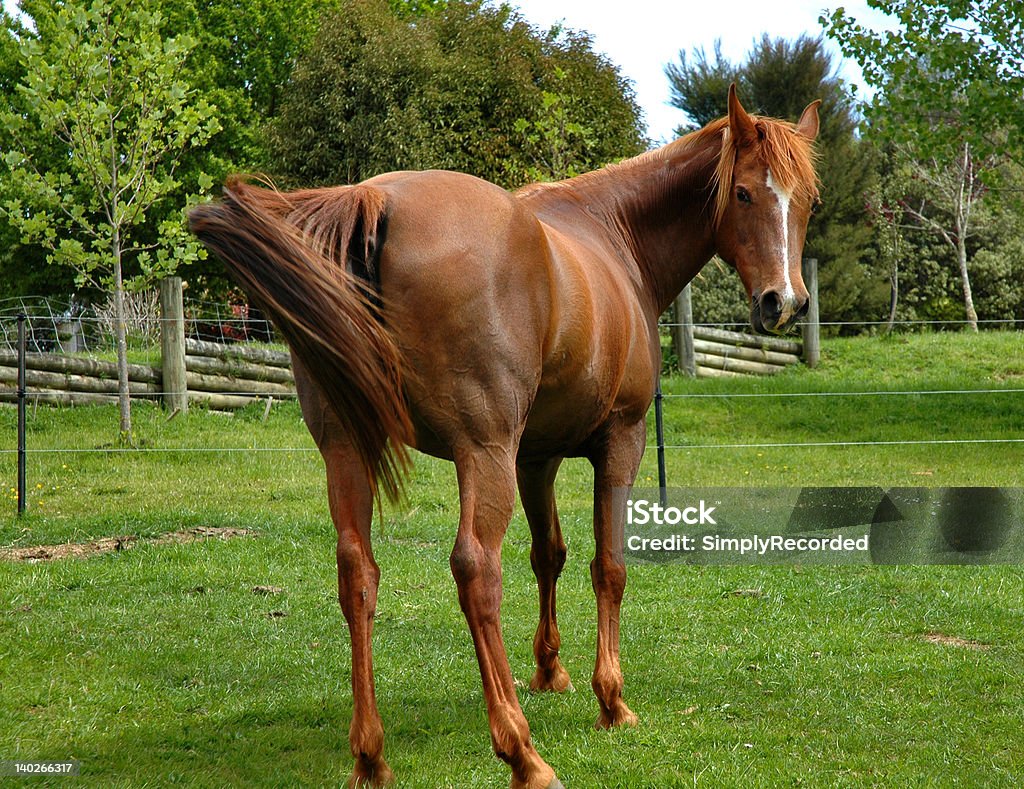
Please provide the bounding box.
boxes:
[811,197,823,215]
[736,187,752,204]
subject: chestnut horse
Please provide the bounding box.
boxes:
[190,86,819,788]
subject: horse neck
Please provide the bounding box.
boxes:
[563,134,722,316]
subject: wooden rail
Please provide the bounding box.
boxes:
[0,337,297,412]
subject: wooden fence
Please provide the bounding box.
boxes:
[0,350,162,406]
[688,326,803,377]
[0,339,296,410]
[1,261,822,409]
[0,280,297,411]
[182,338,294,409]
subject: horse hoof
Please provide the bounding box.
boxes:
[529,664,574,693]
[347,757,394,788]
[595,704,638,730]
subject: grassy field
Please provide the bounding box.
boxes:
[1,331,1023,786]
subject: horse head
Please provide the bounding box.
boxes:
[712,85,820,335]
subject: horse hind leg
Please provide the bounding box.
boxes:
[322,445,393,787]
[517,458,573,693]
[450,445,561,789]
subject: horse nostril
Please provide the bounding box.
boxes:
[759,290,783,321]
[795,297,809,321]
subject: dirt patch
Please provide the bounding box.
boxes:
[922,631,990,651]
[252,585,284,596]
[0,526,253,562]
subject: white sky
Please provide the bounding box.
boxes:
[3,0,898,144]
[511,0,898,144]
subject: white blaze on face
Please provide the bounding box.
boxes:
[765,168,795,303]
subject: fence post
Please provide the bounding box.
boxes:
[672,284,696,377]
[17,313,27,516]
[654,381,667,506]
[802,258,820,368]
[160,277,188,414]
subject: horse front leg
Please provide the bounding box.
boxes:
[451,445,562,789]
[517,457,573,693]
[588,420,645,729]
[323,446,392,788]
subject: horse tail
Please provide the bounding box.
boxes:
[188,176,413,501]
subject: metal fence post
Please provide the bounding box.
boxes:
[654,381,667,506]
[17,312,27,516]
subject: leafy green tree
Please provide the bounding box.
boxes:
[666,35,886,332]
[2,0,220,442]
[514,70,598,182]
[665,41,738,132]
[824,1,1024,330]
[0,8,71,300]
[868,141,1023,330]
[823,0,1024,164]
[2,0,337,301]
[269,0,645,189]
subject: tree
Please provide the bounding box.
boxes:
[824,1,1024,330]
[666,35,886,332]
[0,8,72,300]
[897,141,996,330]
[514,70,598,182]
[2,0,337,301]
[2,0,220,442]
[269,0,645,189]
[823,1,1024,164]
[665,41,738,131]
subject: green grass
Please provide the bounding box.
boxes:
[1,332,1023,786]
[656,330,1024,488]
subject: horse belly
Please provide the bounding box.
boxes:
[520,322,655,461]
[519,380,610,458]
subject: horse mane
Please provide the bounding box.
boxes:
[517,114,818,230]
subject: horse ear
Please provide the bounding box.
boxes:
[728,83,758,148]
[796,99,821,141]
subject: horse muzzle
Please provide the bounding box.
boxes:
[750,289,809,336]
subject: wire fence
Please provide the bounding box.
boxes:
[2,296,1024,459]
[0,293,277,357]
[5,295,1024,356]
[659,317,1024,330]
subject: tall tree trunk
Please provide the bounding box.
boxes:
[886,262,899,334]
[957,233,979,332]
[955,143,978,332]
[112,227,133,443]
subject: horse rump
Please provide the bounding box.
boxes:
[188,177,413,500]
